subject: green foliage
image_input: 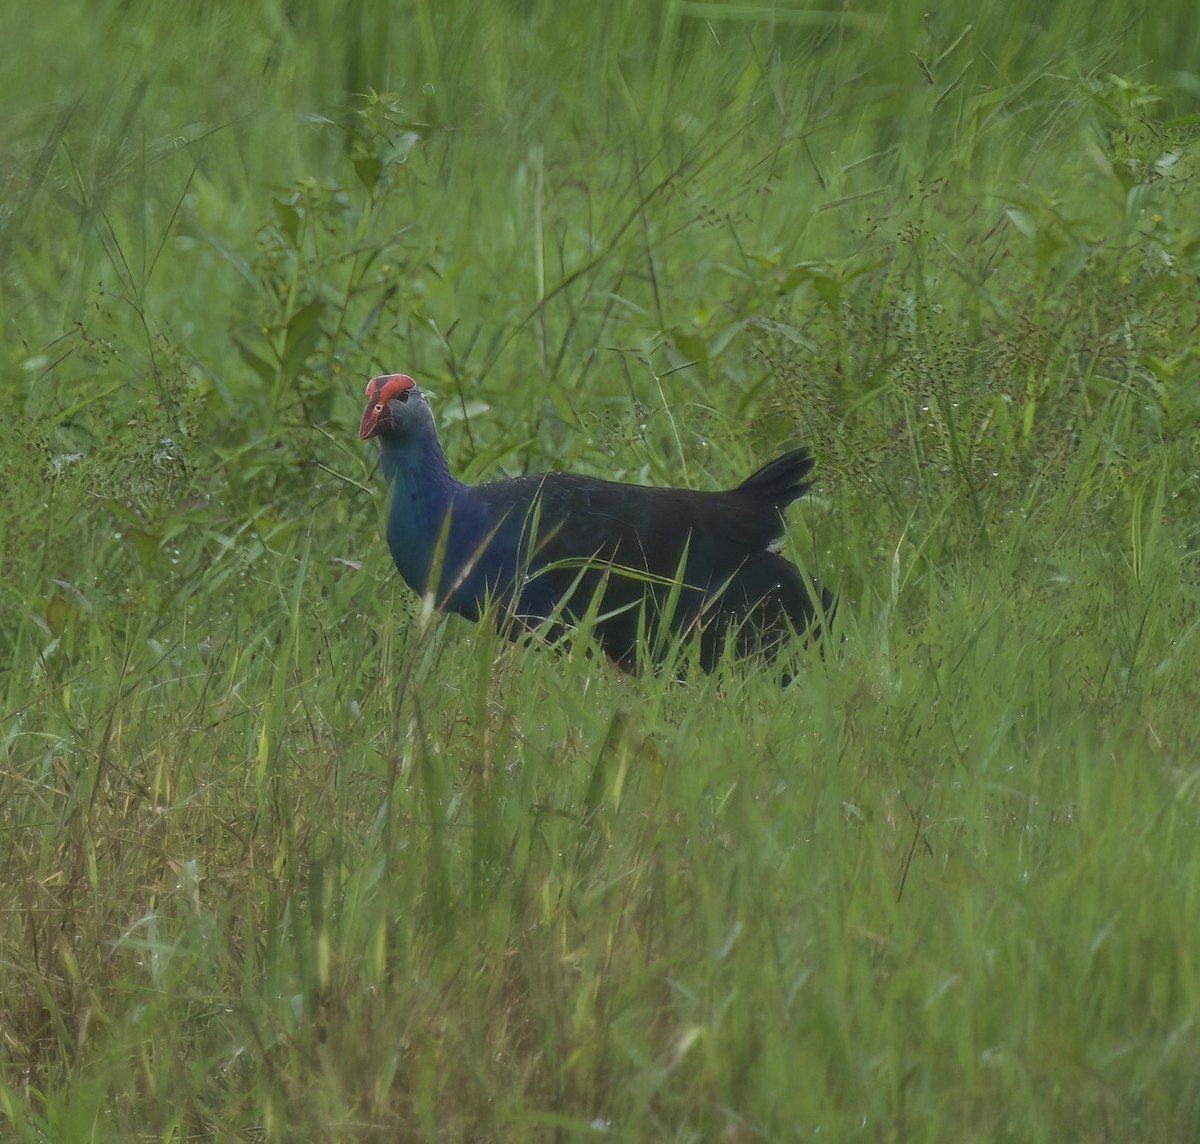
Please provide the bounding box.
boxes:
[3,0,1200,1140]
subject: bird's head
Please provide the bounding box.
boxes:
[359,373,429,441]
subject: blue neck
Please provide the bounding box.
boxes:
[378,431,465,595]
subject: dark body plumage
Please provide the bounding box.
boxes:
[360,374,833,671]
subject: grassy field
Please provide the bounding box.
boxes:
[3,0,1200,1139]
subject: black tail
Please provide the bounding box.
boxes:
[734,448,816,508]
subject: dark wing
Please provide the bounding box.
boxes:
[470,449,824,664]
[475,447,815,572]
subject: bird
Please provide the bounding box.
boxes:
[359,373,834,672]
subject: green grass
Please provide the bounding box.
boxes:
[3,0,1200,1139]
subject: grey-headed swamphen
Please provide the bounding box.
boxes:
[359,373,834,671]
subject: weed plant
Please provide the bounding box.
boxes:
[2,0,1200,1140]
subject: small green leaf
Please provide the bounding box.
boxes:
[45,596,69,638]
[1004,207,1037,239]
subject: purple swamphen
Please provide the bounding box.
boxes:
[359,373,834,672]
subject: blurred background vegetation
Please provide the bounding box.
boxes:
[3,0,1199,1140]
